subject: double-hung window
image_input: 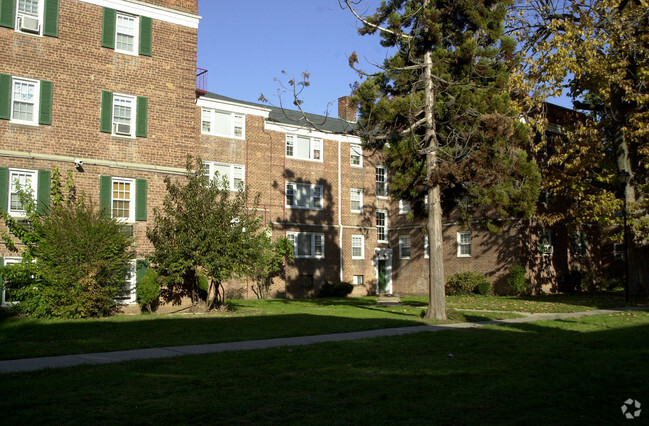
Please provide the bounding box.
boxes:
[286,183,323,210]
[376,210,388,243]
[0,0,59,37]
[350,144,362,167]
[0,168,51,216]
[99,176,147,223]
[201,109,245,138]
[0,74,53,125]
[100,91,148,138]
[351,235,364,259]
[101,8,152,56]
[376,166,387,198]
[8,169,37,216]
[399,235,411,259]
[203,162,245,190]
[457,231,472,257]
[350,188,363,213]
[286,134,322,161]
[287,232,324,259]
[115,12,138,55]
[1,257,22,305]
[10,78,39,125]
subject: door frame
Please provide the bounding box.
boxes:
[373,248,393,294]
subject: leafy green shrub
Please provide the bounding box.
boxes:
[0,168,134,318]
[136,269,160,313]
[475,280,492,295]
[318,281,353,298]
[507,265,529,295]
[446,272,490,295]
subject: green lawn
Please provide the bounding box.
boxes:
[1,310,647,425]
[0,293,641,360]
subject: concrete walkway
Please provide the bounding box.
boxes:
[1,306,645,374]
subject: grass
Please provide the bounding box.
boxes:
[0,293,640,360]
[1,310,648,425]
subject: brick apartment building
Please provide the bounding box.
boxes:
[1,0,613,307]
[0,0,200,304]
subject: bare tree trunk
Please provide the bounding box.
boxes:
[422,43,447,320]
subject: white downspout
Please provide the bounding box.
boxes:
[338,139,344,282]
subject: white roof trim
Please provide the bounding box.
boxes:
[265,122,361,143]
[197,98,271,118]
[79,0,201,28]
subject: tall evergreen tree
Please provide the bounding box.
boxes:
[345,0,540,319]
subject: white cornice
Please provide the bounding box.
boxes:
[264,122,360,143]
[79,0,201,28]
[197,97,271,118]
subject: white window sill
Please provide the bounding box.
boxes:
[351,164,363,168]
[111,133,136,139]
[287,206,323,211]
[10,120,39,127]
[202,132,245,140]
[115,49,139,57]
[286,156,323,163]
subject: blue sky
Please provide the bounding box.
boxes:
[196,0,387,116]
[196,1,571,115]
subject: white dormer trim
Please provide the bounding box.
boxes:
[80,0,201,28]
[197,97,271,118]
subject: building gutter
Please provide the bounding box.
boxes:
[338,139,344,282]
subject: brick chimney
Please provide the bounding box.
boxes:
[338,96,357,122]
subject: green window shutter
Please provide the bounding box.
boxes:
[136,96,148,137]
[39,80,53,125]
[0,73,11,120]
[43,0,59,37]
[135,179,147,221]
[101,7,116,49]
[136,259,149,284]
[0,167,8,213]
[100,90,113,133]
[0,0,16,29]
[37,170,51,215]
[139,16,152,56]
[99,175,112,218]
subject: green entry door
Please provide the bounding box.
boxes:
[378,259,388,293]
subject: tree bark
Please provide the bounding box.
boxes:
[422,43,447,320]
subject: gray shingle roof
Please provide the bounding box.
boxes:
[201,92,357,135]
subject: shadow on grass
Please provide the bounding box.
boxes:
[1,313,648,425]
[0,313,422,361]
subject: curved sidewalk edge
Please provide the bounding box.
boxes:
[1,306,646,374]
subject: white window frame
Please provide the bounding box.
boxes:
[111,177,136,223]
[399,199,411,215]
[399,235,411,259]
[115,12,140,56]
[111,93,136,138]
[376,209,388,243]
[10,77,40,126]
[376,166,387,198]
[351,234,364,259]
[286,134,323,162]
[353,275,364,286]
[286,232,325,259]
[8,168,37,217]
[350,188,363,213]
[115,259,137,303]
[14,0,44,36]
[203,162,245,191]
[286,182,323,210]
[457,231,472,258]
[201,108,245,139]
[350,144,362,167]
[1,257,22,305]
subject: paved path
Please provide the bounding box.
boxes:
[1,307,645,374]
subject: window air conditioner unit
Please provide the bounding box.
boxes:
[542,244,554,255]
[18,15,40,33]
[613,243,625,260]
[113,122,131,136]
